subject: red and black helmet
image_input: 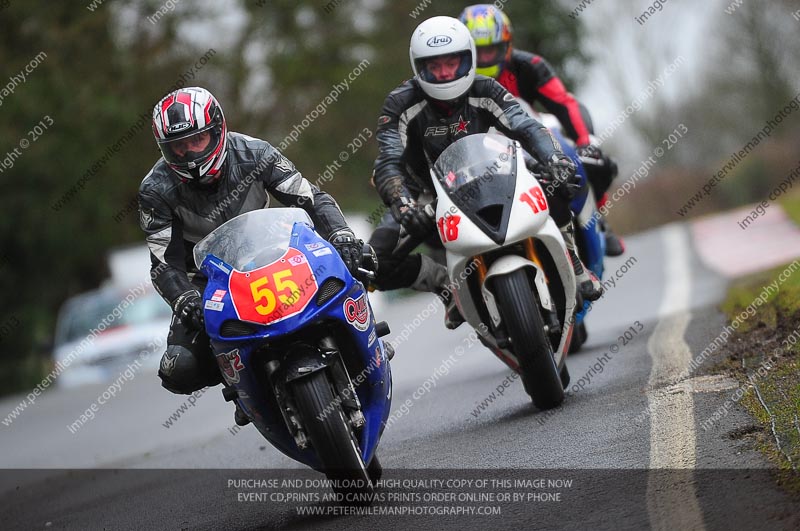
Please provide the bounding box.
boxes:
[152,87,228,185]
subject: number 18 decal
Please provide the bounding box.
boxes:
[437,215,461,242]
[519,186,548,214]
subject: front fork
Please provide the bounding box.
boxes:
[265,336,365,450]
[477,244,563,346]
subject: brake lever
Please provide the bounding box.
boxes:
[532,164,553,184]
[357,267,376,281]
[578,155,605,167]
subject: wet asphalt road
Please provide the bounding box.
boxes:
[2,224,799,530]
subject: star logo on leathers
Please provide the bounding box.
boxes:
[423,116,473,137]
[454,115,470,135]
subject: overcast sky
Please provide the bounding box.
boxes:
[116,0,766,168]
[574,0,724,163]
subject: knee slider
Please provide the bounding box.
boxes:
[159,345,220,395]
[369,227,401,260]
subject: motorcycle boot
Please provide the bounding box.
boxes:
[234,402,250,427]
[560,222,603,302]
[597,195,625,257]
[411,255,465,330]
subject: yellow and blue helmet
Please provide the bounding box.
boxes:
[458,4,513,78]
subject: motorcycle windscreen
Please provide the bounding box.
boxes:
[192,208,313,271]
[433,133,517,245]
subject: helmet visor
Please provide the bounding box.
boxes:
[476,44,508,68]
[157,126,221,169]
[415,51,473,84]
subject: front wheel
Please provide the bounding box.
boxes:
[290,369,374,504]
[367,455,383,483]
[492,269,564,410]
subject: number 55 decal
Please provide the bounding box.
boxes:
[250,269,299,315]
[230,247,317,324]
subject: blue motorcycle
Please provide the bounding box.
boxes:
[552,128,606,353]
[192,208,392,500]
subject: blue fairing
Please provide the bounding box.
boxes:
[551,129,605,323]
[199,221,391,470]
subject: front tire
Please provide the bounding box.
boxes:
[367,455,383,483]
[493,269,564,410]
[291,369,374,504]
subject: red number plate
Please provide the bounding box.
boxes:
[229,247,318,325]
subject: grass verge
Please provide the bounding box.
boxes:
[780,190,800,228]
[718,261,800,494]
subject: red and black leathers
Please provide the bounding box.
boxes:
[496,49,620,202]
[497,49,591,147]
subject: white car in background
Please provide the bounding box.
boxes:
[54,245,170,388]
[51,217,383,388]
[53,286,171,388]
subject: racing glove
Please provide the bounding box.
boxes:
[390,196,433,240]
[522,149,544,174]
[329,228,364,277]
[173,290,204,331]
[546,153,580,200]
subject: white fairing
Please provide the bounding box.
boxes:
[432,177,497,259]
[430,137,577,366]
[482,219,576,366]
[504,151,552,247]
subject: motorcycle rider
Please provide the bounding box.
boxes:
[369,16,603,330]
[139,86,367,423]
[459,4,625,256]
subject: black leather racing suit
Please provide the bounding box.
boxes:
[138,131,349,393]
[368,75,570,291]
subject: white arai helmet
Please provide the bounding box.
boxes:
[409,16,477,102]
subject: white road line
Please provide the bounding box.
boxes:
[646,224,705,530]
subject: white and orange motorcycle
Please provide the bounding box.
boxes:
[427,132,577,410]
